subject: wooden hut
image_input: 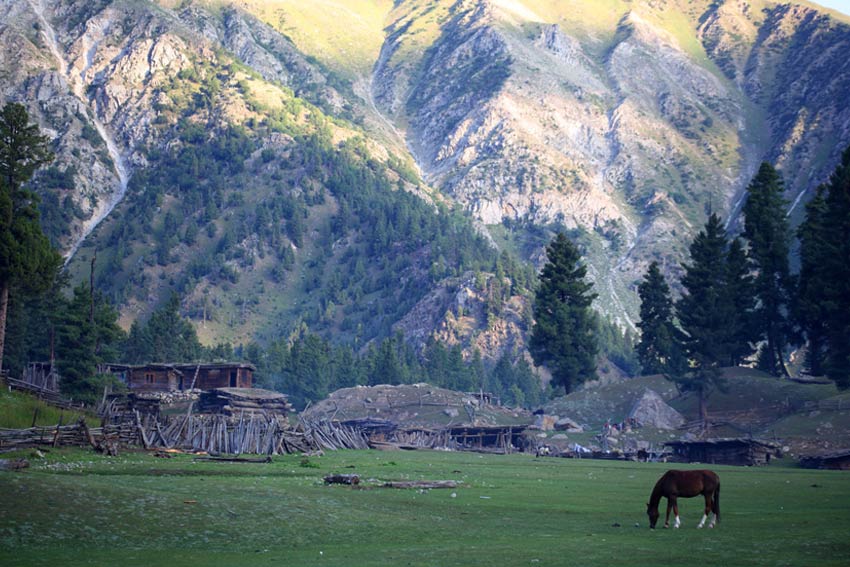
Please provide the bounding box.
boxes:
[446,425,527,454]
[127,364,183,392]
[799,449,850,470]
[126,363,255,392]
[173,363,254,390]
[665,438,780,466]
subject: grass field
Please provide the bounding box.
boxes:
[0,390,93,430]
[1,448,849,566]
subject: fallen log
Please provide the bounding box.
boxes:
[383,480,459,489]
[324,473,360,485]
[192,455,272,463]
[0,458,30,471]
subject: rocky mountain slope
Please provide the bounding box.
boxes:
[363,0,850,323]
[1,0,849,366]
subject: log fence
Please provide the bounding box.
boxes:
[0,414,370,456]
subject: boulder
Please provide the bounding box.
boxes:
[534,414,559,431]
[628,389,685,430]
[554,417,583,432]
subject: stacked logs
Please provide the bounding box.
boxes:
[0,421,137,450]
[0,414,369,456]
[197,388,292,416]
[301,419,370,451]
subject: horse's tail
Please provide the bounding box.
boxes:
[713,483,720,523]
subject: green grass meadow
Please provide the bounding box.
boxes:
[0,390,93,429]
[1,449,849,566]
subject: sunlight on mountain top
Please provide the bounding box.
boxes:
[240,0,393,78]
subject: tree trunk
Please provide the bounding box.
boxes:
[0,283,8,372]
[698,388,708,434]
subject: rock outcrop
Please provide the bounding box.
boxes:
[628,388,686,430]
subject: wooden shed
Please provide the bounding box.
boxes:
[665,438,781,466]
[126,363,255,392]
[446,425,526,454]
[799,449,850,470]
[174,363,254,390]
[127,364,183,392]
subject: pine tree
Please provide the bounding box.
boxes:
[742,162,794,376]
[636,261,682,375]
[820,146,850,388]
[675,214,735,422]
[0,102,61,370]
[529,233,598,394]
[56,283,124,402]
[724,238,757,366]
[796,186,830,376]
[122,293,203,363]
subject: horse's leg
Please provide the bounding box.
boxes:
[664,498,673,528]
[698,494,711,528]
[709,486,719,528]
[672,498,681,528]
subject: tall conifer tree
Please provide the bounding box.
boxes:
[529,233,598,394]
[724,237,757,366]
[636,261,682,375]
[742,162,794,376]
[676,214,735,422]
[796,186,830,376]
[820,147,850,388]
[0,102,60,370]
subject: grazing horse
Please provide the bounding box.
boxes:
[646,470,720,529]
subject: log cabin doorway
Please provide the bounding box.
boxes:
[230,370,237,387]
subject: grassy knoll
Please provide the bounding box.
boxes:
[0,389,93,429]
[1,448,849,566]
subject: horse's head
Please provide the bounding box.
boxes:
[646,502,659,529]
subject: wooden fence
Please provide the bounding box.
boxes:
[0,414,370,456]
[3,377,86,411]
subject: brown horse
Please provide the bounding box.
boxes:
[646,470,720,529]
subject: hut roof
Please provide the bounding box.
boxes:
[301,383,532,429]
[209,387,286,401]
[799,448,850,469]
[665,437,780,449]
[125,362,257,375]
[173,362,256,372]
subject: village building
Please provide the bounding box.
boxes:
[665,438,781,466]
[125,363,255,392]
[799,449,850,470]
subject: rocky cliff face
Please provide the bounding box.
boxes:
[2,0,849,366]
[369,0,850,323]
[0,0,342,255]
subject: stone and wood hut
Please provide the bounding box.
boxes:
[665,438,781,466]
[799,449,850,470]
[126,363,255,392]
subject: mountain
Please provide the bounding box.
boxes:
[1,0,848,365]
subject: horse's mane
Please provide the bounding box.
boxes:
[648,475,666,508]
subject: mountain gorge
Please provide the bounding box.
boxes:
[1,0,849,367]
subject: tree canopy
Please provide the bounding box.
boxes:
[675,214,736,421]
[529,233,598,394]
[816,146,850,387]
[637,261,683,375]
[742,162,794,376]
[0,102,61,371]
